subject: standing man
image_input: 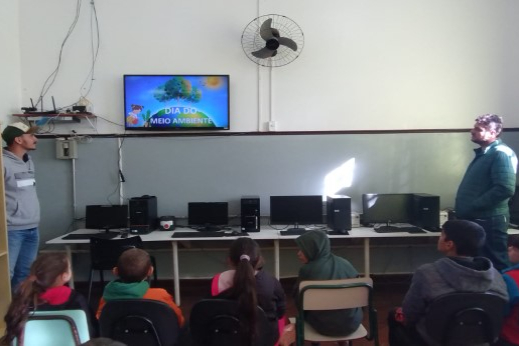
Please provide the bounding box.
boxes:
[2,122,40,291]
[455,114,518,270]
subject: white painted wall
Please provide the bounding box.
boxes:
[0,0,22,128]
[15,0,519,134]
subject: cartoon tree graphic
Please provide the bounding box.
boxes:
[154,77,202,103]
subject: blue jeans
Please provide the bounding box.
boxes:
[8,228,39,292]
[472,215,510,271]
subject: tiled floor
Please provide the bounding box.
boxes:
[80,274,412,346]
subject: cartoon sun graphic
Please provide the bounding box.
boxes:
[204,76,223,89]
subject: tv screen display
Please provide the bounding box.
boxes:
[270,195,323,225]
[362,193,412,224]
[85,205,128,229]
[188,202,228,226]
[124,75,230,130]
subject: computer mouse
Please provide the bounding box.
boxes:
[338,229,349,235]
[231,231,241,236]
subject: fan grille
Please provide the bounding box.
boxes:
[241,14,304,67]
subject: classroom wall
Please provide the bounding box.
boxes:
[12,0,519,134]
[0,0,22,126]
[6,0,519,279]
[37,130,519,279]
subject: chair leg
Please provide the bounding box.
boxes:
[87,268,94,303]
[150,256,158,287]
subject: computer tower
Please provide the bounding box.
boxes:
[129,195,158,234]
[326,195,351,232]
[241,196,260,232]
[411,193,440,230]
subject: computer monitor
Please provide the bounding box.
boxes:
[362,193,412,225]
[85,205,128,230]
[270,195,323,230]
[188,202,228,230]
[509,186,519,225]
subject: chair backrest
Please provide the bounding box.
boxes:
[90,235,143,270]
[14,309,90,346]
[298,277,373,310]
[297,277,378,345]
[424,292,507,346]
[98,299,180,346]
[189,298,275,346]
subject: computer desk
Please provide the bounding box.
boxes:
[46,227,519,305]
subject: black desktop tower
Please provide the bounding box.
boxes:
[129,195,158,234]
[326,195,351,232]
[241,196,260,232]
[411,193,440,230]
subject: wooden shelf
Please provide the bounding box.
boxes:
[13,113,98,130]
[13,113,96,122]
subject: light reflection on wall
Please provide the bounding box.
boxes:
[324,158,355,196]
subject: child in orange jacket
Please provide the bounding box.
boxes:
[96,248,184,327]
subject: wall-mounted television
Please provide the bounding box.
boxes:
[124,75,230,131]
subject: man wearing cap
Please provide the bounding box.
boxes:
[455,114,518,271]
[2,122,40,291]
[387,220,508,346]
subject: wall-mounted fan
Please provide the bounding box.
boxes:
[241,14,304,67]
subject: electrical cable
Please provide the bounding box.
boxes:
[79,0,100,99]
[35,0,83,109]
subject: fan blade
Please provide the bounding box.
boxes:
[251,47,276,59]
[259,18,274,41]
[278,37,298,51]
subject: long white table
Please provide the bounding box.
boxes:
[46,226,445,305]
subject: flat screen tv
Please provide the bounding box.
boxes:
[270,195,323,230]
[362,193,412,225]
[124,75,230,131]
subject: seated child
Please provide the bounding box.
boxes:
[388,220,508,346]
[499,235,519,346]
[96,248,184,327]
[0,253,97,344]
[211,237,286,345]
[294,230,362,340]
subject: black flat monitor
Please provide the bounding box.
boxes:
[362,193,412,225]
[85,205,128,230]
[188,202,228,230]
[509,186,519,225]
[270,195,323,230]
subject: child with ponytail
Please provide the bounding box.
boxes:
[1,253,96,344]
[211,237,286,346]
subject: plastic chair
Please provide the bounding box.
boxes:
[88,235,158,302]
[189,298,276,346]
[98,299,180,346]
[423,292,507,346]
[13,309,90,346]
[294,277,379,346]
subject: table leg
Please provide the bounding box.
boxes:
[172,241,180,305]
[274,239,280,279]
[66,245,74,289]
[364,238,370,277]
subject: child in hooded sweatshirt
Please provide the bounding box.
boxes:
[294,229,362,341]
[96,248,184,327]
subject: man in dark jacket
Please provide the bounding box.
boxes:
[455,114,517,270]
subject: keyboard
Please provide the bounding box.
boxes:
[62,232,119,240]
[172,231,226,238]
[374,226,426,234]
[280,229,308,236]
